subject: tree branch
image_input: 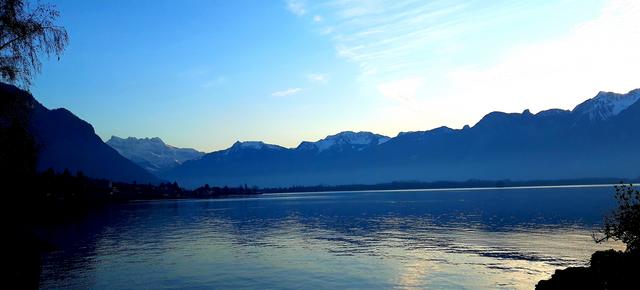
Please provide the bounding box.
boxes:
[0,25,60,51]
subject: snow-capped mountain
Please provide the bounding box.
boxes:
[163,88,640,188]
[572,89,640,121]
[107,136,204,173]
[228,141,285,151]
[297,131,390,152]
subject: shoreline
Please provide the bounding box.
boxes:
[262,183,619,196]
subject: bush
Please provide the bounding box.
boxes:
[593,183,640,252]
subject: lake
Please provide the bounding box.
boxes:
[38,185,623,289]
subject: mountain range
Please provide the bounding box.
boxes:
[158,89,640,188]
[3,81,639,188]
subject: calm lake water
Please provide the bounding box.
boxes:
[38,186,623,289]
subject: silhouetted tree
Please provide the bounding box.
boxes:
[0,120,36,177]
[594,183,640,252]
[0,0,68,88]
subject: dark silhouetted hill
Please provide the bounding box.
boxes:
[0,82,159,183]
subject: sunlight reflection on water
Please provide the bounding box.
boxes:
[39,186,623,289]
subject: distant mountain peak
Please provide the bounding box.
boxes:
[109,135,165,145]
[573,88,640,121]
[398,126,455,137]
[231,141,284,150]
[161,87,640,188]
[535,108,570,117]
[307,131,390,152]
[107,136,204,173]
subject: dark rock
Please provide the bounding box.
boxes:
[536,250,640,290]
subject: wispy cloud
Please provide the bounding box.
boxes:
[376,76,424,102]
[287,0,473,80]
[283,0,640,134]
[272,88,303,97]
[320,26,334,35]
[441,0,640,119]
[307,73,328,84]
[286,0,306,16]
[370,0,640,131]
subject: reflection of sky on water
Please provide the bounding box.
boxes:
[40,186,623,289]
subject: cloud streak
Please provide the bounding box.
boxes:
[442,0,640,119]
[307,73,328,84]
[285,0,476,80]
[376,77,424,102]
[284,0,640,134]
[286,0,306,16]
[272,88,303,97]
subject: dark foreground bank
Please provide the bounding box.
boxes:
[536,250,639,290]
[537,183,640,289]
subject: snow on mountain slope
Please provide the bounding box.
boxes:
[302,131,390,152]
[107,136,204,173]
[227,141,286,151]
[572,89,640,121]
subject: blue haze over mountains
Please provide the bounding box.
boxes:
[106,136,204,174]
[158,89,640,188]
[3,82,639,187]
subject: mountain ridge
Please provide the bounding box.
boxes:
[107,136,204,173]
[0,82,159,183]
[162,88,640,188]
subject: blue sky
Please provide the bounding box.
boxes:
[32,0,640,151]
